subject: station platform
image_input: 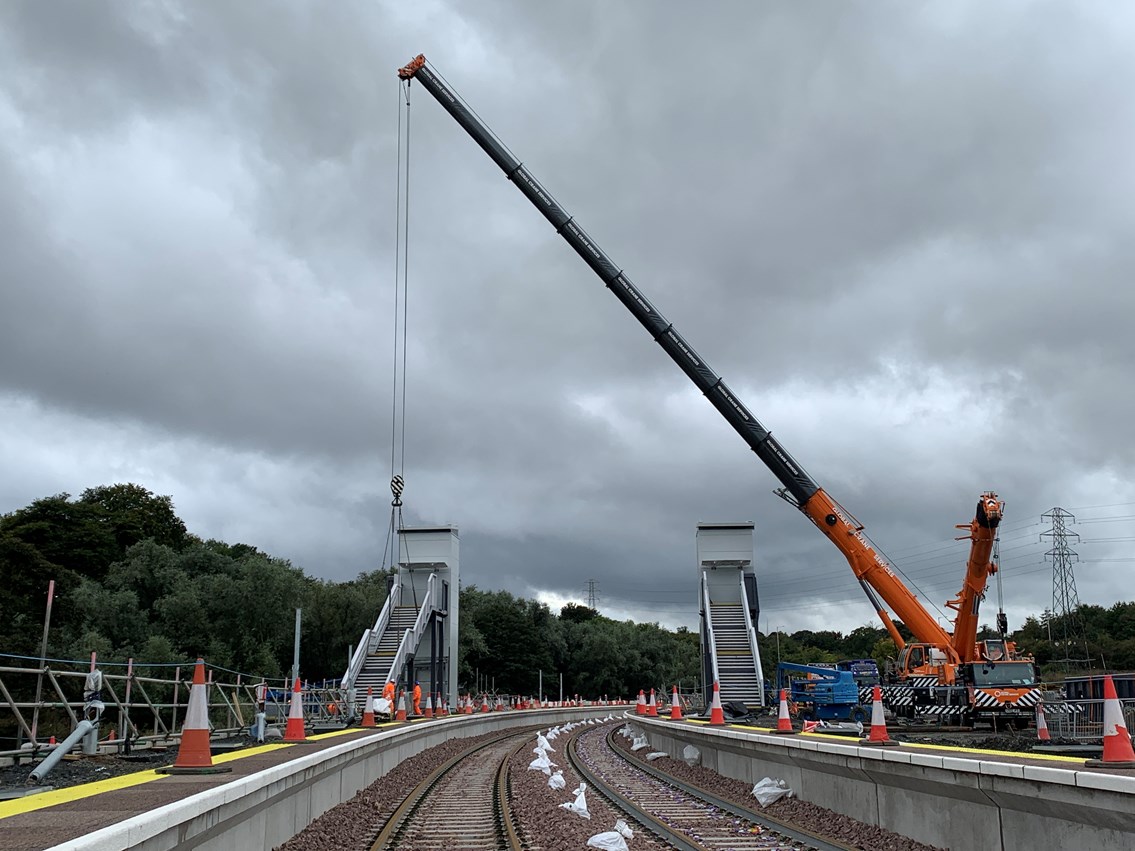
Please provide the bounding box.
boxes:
[0,725,394,851]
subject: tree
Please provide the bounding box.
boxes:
[78,484,188,552]
[560,603,599,623]
[1,493,117,580]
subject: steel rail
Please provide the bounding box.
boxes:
[566,724,857,851]
[368,729,529,851]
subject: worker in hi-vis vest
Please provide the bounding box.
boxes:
[413,681,422,715]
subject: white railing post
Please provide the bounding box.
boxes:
[701,571,720,688]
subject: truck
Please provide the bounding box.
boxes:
[396,54,1041,727]
[776,662,867,722]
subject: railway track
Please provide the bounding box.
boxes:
[369,729,527,851]
[566,724,856,851]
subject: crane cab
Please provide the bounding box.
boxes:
[896,643,954,684]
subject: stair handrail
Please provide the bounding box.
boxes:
[740,571,766,706]
[371,582,401,652]
[385,573,438,688]
[701,571,721,688]
[341,582,401,689]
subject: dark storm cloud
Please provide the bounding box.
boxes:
[1,1,1132,636]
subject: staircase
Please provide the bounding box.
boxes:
[709,601,763,710]
[353,605,420,710]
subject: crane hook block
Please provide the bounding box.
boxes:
[398,54,426,80]
[391,474,405,507]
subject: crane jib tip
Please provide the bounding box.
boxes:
[398,54,426,79]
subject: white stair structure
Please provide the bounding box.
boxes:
[699,523,765,711]
[343,526,460,713]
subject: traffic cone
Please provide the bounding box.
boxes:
[465,695,474,715]
[1035,702,1050,742]
[1086,675,1135,768]
[361,686,376,728]
[802,720,821,734]
[860,685,898,747]
[709,681,726,725]
[436,692,446,717]
[158,658,231,774]
[774,689,797,734]
[48,735,56,746]
[395,689,408,722]
[646,688,658,717]
[423,694,433,718]
[670,685,683,720]
[480,695,490,713]
[636,689,646,715]
[284,677,307,742]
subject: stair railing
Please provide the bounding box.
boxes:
[739,572,766,706]
[342,583,401,689]
[701,571,721,688]
[386,574,438,688]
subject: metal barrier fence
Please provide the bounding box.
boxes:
[0,657,349,761]
[1040,698,1135,740]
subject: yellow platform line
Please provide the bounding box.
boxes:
[0,742,295,820]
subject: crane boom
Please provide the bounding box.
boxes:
[398,54,956,658]
[947,492,1003,662]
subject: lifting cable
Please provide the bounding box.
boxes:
[382,78,413,576]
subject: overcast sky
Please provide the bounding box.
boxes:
[2,1,1133,641]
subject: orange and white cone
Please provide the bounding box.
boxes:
[465,695,475,715]
[860,685,898,747]
[670,685,683,720]
[636,689,646,715]
[361,686,376,728]
[395,689,408,722]
[480,695,491,713]
[646,688,658,717]
[1035,702,1050,742]
[1086,675,1135,768]
[159,658,231,774]
[423,693,433,718]
[284,677,307,742]
[774,689,796,734]
[436,693,446,717]
[709,681,726,726]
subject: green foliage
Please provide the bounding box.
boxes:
[560,603,599,623]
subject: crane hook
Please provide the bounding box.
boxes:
[391,475,405,507]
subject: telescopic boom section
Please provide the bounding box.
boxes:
[397,54,956,654]
[947,492,1003,663]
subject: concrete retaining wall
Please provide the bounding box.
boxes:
[635,717,1135,850]
[47,707,614,851]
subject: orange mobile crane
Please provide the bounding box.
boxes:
[398,55,1040,725]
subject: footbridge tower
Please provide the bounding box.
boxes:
[698,522,765,711]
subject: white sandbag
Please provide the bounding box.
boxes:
[682,744,700,765]
[536,733,554,751]
[548,769,566,790]
[586,832,628,850]
[645,751,668,761]
[372,697,392,715]
[752,776,795,807]
[528,752,557,775]
[587,817,633,849]
[630,735,649,751]
[559,783,590,819]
